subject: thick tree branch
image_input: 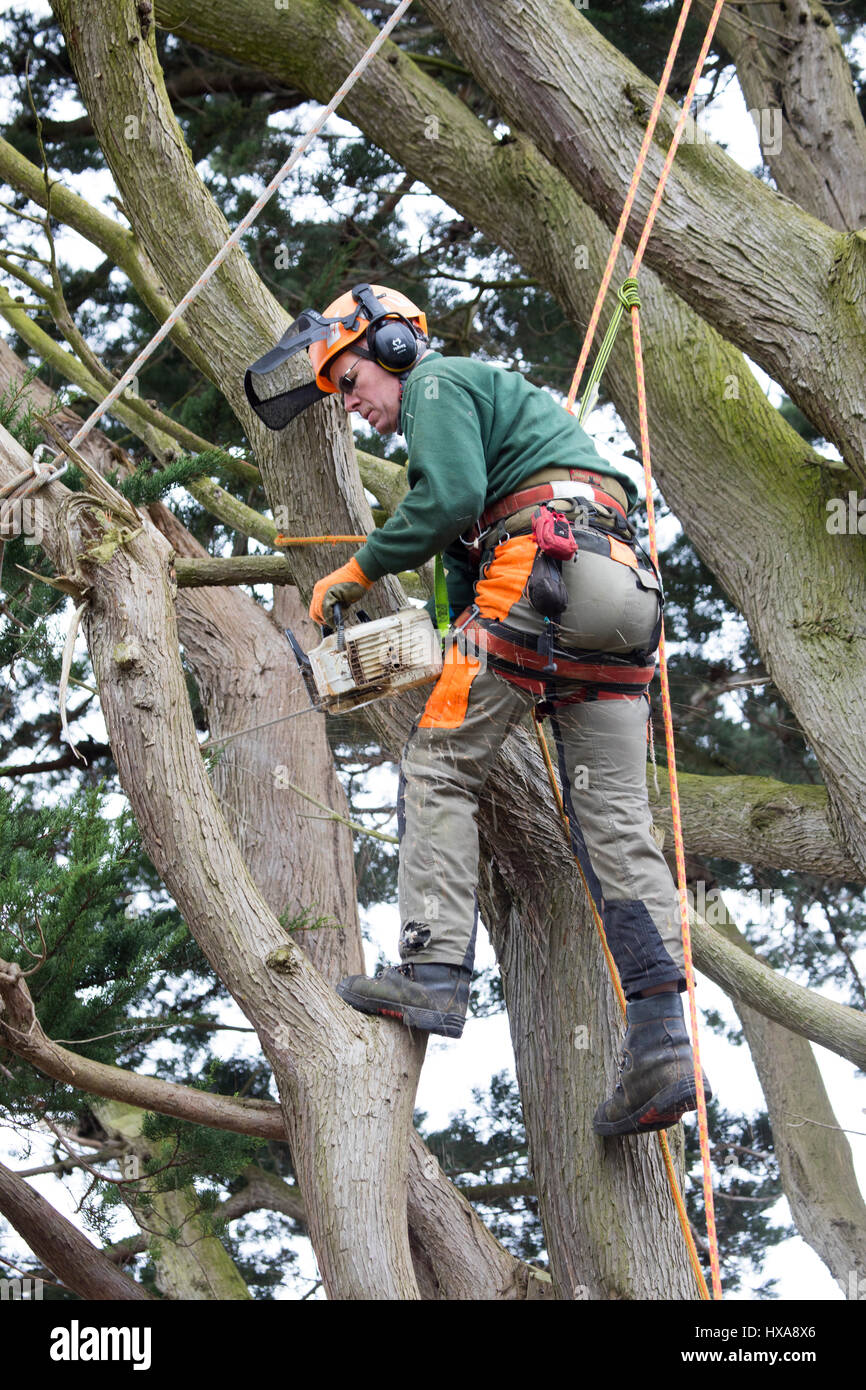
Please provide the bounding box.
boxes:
[0,956,288,1140]
[692,914,866,1070]
[694,0,866,231]
[419,0,866,472]
[0,1157,153,1300]
[649,765,863,881]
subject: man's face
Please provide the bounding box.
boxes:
[327,350,404,436]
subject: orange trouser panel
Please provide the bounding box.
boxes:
[608,535,639,569]
[419,644,482,729]
[473,534,538,620]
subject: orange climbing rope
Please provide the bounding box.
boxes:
[274,534,367,545]
[559,0,728,1301]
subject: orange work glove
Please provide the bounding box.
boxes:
[309,555,374,627]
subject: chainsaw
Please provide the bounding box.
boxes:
[284,603,443,716]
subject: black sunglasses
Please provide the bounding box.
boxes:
[337,361,361,396]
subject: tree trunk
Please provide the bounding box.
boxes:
[93,1101,252,1300]
[146,501,365,984]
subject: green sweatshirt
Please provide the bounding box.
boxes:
[353,352,638,619]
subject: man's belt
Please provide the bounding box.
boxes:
[462,469,629,556]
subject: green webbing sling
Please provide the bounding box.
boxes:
[433,553,450,637]
[578,278,641,423]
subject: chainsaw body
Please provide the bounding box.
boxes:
[286,606,443,714]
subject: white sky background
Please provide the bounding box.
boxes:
[1,2,865,1301]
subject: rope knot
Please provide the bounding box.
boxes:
[618,277,641,310]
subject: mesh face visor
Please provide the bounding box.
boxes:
[244,306,364,430]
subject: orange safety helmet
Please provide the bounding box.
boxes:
[309,284,428,393]
[244,282,428,431]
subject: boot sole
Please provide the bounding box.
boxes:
[336,984,465,1039]
[593,1076,713,1137]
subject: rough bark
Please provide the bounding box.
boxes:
[715,914,866,1297]
[0,343,552,1301]
[0,1154,153,1300]
[695,0,866,230]
[419,0,866,470]
[2,419,426,1301]
[93,1101,252,1300]
[146,0,866,881]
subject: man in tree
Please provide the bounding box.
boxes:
[251,282,710,1137]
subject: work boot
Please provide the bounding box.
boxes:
[336,962,471,1039]
[593,991,712,1137]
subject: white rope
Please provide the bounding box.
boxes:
[49,0,415,473]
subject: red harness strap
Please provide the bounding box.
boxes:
[462,470,629,556]
[455,611,656,702]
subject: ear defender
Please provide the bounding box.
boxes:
[368,314,423,373]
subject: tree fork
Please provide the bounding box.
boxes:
[0,345,551,1302]
[1,417,426,1300]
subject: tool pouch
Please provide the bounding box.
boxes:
[527,505,578,621]
[532,503,579,561]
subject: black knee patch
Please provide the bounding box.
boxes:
[399,920,432,955]
[603,898,684,999]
